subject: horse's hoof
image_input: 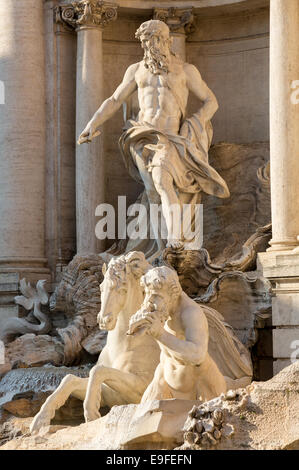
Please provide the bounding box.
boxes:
[30,412,51,434]
[84,408,101,423]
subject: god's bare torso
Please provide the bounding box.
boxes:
[135,59,189,135]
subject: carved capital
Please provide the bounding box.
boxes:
[55,1,118,31]
[153,7,195,35]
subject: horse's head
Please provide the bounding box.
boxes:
[98,251,151,331]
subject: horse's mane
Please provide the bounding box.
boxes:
[105,251,151,288]
[106,256,127,288]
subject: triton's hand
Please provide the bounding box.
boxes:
[77,123,101,145]
[143,312,165,339]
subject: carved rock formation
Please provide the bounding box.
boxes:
[178,362,299,450]
[0,366,91,426]
[49,254,105,365]
[203,142,270,263]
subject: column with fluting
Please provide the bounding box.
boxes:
[0,0,49,279]
[268,0,299,252]
[58,1,118,255]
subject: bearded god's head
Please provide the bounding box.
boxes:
[135,20,172,74]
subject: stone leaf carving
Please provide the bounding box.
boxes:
[55,1,118,30]
[0,279,51,343]
[153,7,195,34]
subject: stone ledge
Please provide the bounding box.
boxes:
[258,252,299,280]
[273,295,299,326]
[273,328,299,358]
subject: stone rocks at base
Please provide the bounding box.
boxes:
[178,361,299,450]
[5,334,64,369]
[0,417,32,447]
[1,399,200,450]
[0,365,90,426]
[2,363,299,450]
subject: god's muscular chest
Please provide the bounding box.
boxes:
[135,63,188,119]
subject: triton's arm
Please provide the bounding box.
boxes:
[145,307,209,366]
[185,63,219,122]
[78,62,139,144]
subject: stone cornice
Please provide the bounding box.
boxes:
[153,7,195,35]
[55,1,118,30]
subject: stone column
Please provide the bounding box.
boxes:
[258,0,299,375]
[45,1,77,280]
[57,1,117,255]
[268,0,299,252]
[0,0,49,281]
[153,7,195,60]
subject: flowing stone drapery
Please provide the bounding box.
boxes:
[0,0,49,279]
[56,1,118,255]
[259,0,299,374]
[153,7,195,61]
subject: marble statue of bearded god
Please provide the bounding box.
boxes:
[78,19,230,258]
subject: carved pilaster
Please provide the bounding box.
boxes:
[55,0,118,30]
[153,7,195,35]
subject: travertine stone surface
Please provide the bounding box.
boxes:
[0,0,48,273]
[272,295,299,326]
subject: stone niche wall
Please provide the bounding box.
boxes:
[187,6,269,144]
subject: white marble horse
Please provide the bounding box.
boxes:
[30,252,160,432]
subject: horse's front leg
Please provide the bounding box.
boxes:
[83,365,147,422]
[30,375,88,433]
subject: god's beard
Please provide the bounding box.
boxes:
[143,44,170,74]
